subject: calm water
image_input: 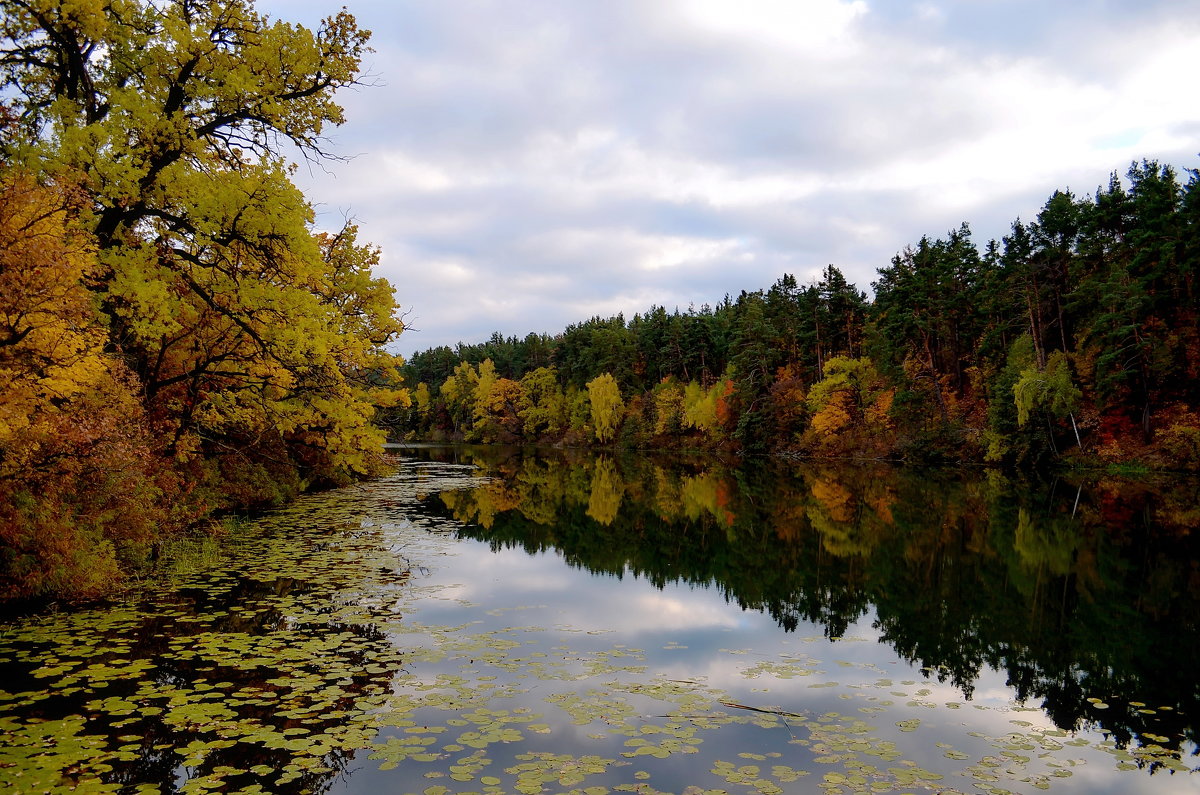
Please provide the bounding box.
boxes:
[2,446,1198,794]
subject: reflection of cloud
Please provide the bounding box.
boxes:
[435,545,579,597]
[425,540,752,635]
[628,592,741,632]
[400,510,1175,795]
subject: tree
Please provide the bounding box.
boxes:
[682,380,721,435]
[767,363,808,444]
[475,377,524,443]
[405,346,462,392]
[0,1,404,502]
[0,172,185,598]
[871,225,984,425]
[816,265,868,364]
[1030,190,1085,356]
[652,378,686,436]
[1,0,369,242]
[472,358,499,430]
[1013,350,1083,451]
[729,292,781,450]
[411,382,432,429]
[518,366,566,437]
[440,361,479,435]
[586,373,624,443]
[0,172,104,440]
[804,356,888,449]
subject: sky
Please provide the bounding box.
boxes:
[258,0,1200,359]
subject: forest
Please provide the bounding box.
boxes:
[3,4,1198,604]
[0,1,405,599]
[394,160,1200,471]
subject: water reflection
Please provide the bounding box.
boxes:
[0,466,475,794]
[3,453,1197,793]
[421,446,1200,765]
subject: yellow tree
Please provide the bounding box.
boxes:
[411,382,433,428]
[804,356,890,451]
[682,380,722,436]
[586,373,624,444]
[518,366,566,437]
[0,172,182,598]
[652,378,685,436]
[440,361,479,435]
[475,377,525,443]
[0,0,404,503]
[0,173,104,441]
[471,358,499,431]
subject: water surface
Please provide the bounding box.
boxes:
[2,447,1198,794]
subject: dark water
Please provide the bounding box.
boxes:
[2,447,1198,794]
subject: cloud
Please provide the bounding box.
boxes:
[680,0,869,55]
[263,0,1200,357]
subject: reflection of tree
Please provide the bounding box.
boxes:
[680,472,735,528]
[4,536,406,794]
[1014,507,1079,577]
[807,476,883,557]
[440,480,522,529]
[586,457,623,526]
[420,446,1200,766]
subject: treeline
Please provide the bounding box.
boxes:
[394,160,1200,470]
[0,2,403,599]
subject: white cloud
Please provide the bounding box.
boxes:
[681,0,869,55]
[426,260,476,286]
[914,3,945,24]
[260,0,1200,355]
[379,151,456,192]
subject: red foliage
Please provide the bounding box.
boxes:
[1092,410,1144,462]
[715,478,737,528]
[0,364,194,599]
[714,379,736,431]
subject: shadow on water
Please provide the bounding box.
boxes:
[419,445,1200,767]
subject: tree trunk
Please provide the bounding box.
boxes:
[922,333,949,422]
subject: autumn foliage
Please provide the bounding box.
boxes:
[0,174,179,598]
[398,160,1200,471]
[0,2,405,599]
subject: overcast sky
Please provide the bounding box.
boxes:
[259,0,1200,358]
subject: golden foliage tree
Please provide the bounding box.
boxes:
[475,377,525,443]
[0,173,103,441]
[681,380,719,434]
[652,379,685,436]
[0,1,408,594]
[586,373,624,443]
[1,0,405,504]
[518,366,566,437]
[804,357,891,453]
[441,361,479,435]
[0,173,184,598]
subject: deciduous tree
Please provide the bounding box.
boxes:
[586,373,624,443]
[1,0,404,503]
